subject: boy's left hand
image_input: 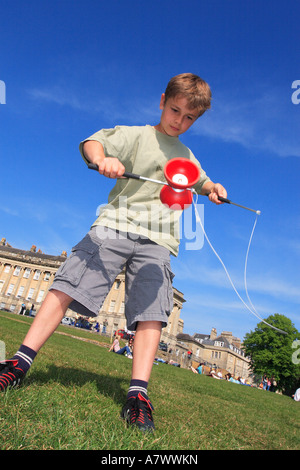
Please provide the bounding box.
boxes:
[207,183,227,205]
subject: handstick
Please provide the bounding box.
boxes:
[88,163,143,181]
[88,163,188,188]
[206,193,261,215]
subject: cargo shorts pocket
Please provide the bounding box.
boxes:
[129,260,174,316]
[164,262,175,316]
[54,240,97,287]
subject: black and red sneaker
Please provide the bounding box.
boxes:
[121,397,137,426]
[0,359,25,391]
[121,392,155,432]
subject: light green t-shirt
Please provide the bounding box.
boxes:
[79,125,210,256]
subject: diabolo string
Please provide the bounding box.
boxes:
[191,193,287,335]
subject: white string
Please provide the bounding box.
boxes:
[192,194,287,334]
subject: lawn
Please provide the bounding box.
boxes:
[0,311,299,450]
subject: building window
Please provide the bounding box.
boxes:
[6,284,14,296]
[44,272,51,281]
[17,286,25,298]
[13,266,21,276]
[0,280,4,294]
[114,280,121,290]
[4,265,10,273]
[27,288,35,300]
[109,300,115,312]
[23,268,31,278]
[36,290,45,303]
[119,301,125,314]
[33,270,41,280]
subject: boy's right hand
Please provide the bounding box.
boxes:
[83,140,125,179]
[96,157,125,179]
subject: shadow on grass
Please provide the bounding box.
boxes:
[26,364,128,406]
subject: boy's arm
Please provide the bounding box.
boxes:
[200,181,227,205]
[82,140,125,179]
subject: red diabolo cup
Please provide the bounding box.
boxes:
[160,158,200,210]
[163,158,200,189]
[160,185,193,209]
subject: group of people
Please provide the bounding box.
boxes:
[191,363,251,385]
[18,303,35,316]
[209,370,250,385]
[259,374,273,391]
[109,335,134,359]
[224,373,251,385]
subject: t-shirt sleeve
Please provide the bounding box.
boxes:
[79,126,134,165]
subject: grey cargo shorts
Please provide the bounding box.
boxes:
[50,226,175,331]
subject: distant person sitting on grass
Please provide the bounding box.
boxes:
[292,388,300,401]
[191,362,204,374]
[209,369,222,379]
[109,335,132,357]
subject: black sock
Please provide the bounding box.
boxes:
[12,344,37,374]
[127,379,148,400]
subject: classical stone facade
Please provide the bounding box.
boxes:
[0,239,66,315]
[0,238,184,347]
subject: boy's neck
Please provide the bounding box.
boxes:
[153,124,178,138]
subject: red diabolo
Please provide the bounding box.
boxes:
[160,158,200,210]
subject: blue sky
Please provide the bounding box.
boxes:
[1,0,299,340]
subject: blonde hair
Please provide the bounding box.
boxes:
[164,73,212,116]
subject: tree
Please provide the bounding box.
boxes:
[243,314,300,394]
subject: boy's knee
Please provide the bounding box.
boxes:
[136,320,162,331]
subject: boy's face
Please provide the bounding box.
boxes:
[155,94,199,137]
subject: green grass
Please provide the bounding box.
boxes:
[1,311,299,450]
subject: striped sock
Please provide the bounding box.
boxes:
[127,379,148,400]
[12,345,37,374]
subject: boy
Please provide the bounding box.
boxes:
[0,73,227,432]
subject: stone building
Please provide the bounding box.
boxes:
[0,238,184,347]
[0,238,66,315]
